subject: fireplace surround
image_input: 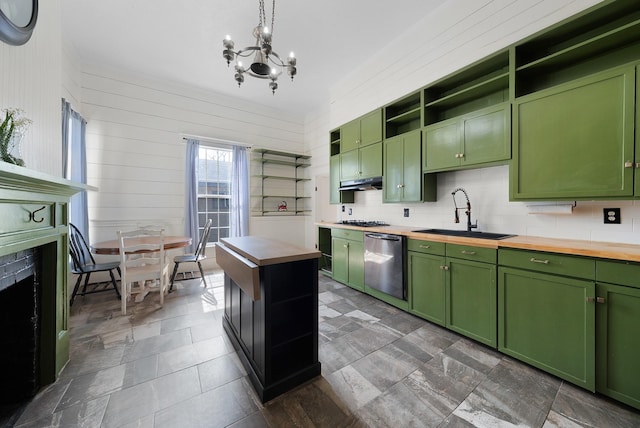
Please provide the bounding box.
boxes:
[0,163,87,413]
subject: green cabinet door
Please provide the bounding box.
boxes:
[331,235,364,291]
[359,109,383,147]
[424,104,510,173]
[409,251,446,325]
[498,267,595,390]
[330,155,354,204]
[340,149,359,181]
[511,66,635,200]
[359,142,382,179]
[447,258,497,347]
[383,130,421,202]
[347,239,364,291]
[332,237,349,284]
[423,119,460,171]
[596,282,640,409]
[341,119,360,153]
[340,110,382,153]
[636,67,640,197]
[462,104,510,167]
[383,135,404,202]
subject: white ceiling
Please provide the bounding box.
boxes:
[61,0,447,118]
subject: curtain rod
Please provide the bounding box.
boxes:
[181,135,251,150]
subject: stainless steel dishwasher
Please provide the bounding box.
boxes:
[364,233,406,300]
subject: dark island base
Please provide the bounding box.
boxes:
[223,318,321,403]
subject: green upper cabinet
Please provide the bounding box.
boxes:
[510,66,636,200]
[340,142,382,181]
[383,130,422,202]
[423,103,510,172]
[341,109,383,152]
[330,154,354,204]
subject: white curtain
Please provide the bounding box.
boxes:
[230,145,249,237]
[184,139,200,252]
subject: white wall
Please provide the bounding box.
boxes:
[306,0,640,246]
[76,63,308,255]
[0,0,62,175]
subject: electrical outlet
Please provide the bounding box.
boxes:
[404,208,409,217]
[604,208,621,224]
[341,205,345,212]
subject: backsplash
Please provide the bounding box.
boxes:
[334,165,640,245]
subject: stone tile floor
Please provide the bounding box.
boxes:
[7,270,640,427]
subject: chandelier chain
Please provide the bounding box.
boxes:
[259,0,265,27]
[271,0,275,36]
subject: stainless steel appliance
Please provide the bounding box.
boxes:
[364,233,405,300]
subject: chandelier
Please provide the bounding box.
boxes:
[222,0,297,94]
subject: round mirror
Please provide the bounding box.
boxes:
[0,0,38,46]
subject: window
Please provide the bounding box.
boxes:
[198,145,232,243]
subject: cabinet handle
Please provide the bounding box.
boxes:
[440,265,449,270]
[596,297,606,304]
[459,153,464,158]
[636,163,640,169]
[529,257,549,264]
[419,245,431,249]
[587,297,595,303]
[461,250,476,255]
[356,139,361,145]
[343,244,348,249]
[396,184,405,188]
[624,161,633,168]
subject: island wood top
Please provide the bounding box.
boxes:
[316,221,640,263]
[219,236,320,267]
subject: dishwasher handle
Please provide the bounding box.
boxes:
[365,233,401,241]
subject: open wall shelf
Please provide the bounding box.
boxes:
[252,149,311,216]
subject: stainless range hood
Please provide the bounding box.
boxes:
[339,177,383,191]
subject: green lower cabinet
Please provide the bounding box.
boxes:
[595,259,640,410]
[498,267,595,390]
[331,234,364,291]
[447,258,496,347]
[408,251,446,325]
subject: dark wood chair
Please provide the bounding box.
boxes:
[169,219,212,292]
[69,223,121,305]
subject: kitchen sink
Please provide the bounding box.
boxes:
[412,229,515,240]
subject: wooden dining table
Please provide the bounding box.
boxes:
[91,235,192,255]
[91,235,192,302]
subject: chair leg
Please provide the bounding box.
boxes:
[169,262,180,292]
[70,273,84,306]
[82,272,92,296]
[109,269,121,300]
[121,280,128,315]
[197,262,207,288]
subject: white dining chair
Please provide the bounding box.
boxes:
[117,227,170,315]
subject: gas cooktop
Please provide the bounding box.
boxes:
[336,220,389,227]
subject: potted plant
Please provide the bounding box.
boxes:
[0,108,31,166]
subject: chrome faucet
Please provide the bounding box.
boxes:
[452,188,477,232]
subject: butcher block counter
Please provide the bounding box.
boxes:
[216,236,321,402]
[317,221,640,262]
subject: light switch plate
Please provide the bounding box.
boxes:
[404,208,409,217]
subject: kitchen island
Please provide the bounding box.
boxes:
[215,236,321,402]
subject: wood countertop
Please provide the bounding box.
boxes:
[219,236,321,267]
[316,221,640,262]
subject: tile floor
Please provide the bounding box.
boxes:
[7,270,640,427]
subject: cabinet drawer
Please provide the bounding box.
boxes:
[499,249,594,280]
[0,202,55,236]
[446,244,496,264]
[596,259,640,288]
[331,228,363,241]
[407,239,445,255]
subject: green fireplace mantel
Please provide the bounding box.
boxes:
[0,162,92,384]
